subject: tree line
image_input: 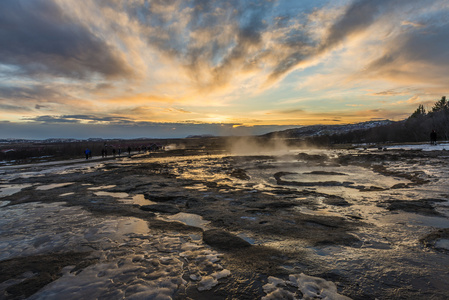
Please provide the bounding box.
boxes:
[305,96,449,146]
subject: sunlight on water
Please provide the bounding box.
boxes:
[59,192,75,197]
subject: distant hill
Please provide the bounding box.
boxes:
[261,120,394,139]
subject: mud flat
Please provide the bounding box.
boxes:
[1,147,449,299]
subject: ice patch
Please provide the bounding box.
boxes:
[435,239,449,251]
[262,273,351,300]
[197,269,231,291]
[386,143,449,151]
[1,202,229,298]
[198,276,218,291]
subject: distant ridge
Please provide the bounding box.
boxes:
[261,120,394,139]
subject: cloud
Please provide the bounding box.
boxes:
[170,108,192,114]
[0,0,133,80]
[1,0,449,134]
[0,104,31,112]
[0,84,86,114]
[364,22,449,84]
[22,114,133,124]
[24,116,82,124]
[0,84,70,102]
[277,108,305,114]
[265,0,389,84]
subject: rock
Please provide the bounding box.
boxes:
[143,194,179,202]
[378,199,443,216]
[252,201,298,209]
[323,196,351,206]
[203,229,251,250]
[304,171,347,176]
[140,204,180,214]
[230,169,250,180]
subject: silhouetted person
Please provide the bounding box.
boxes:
[127,146,131,155]
[112,148,116,156]
[85,148,91,160]
[430,130,437,145]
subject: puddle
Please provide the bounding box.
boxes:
[0,184,32,198]
[35,183,74,191]
[163,212,210,230]
[93,192,155,206]
[127,194,155,206]
[378,212,449,228]
[94,191,129,198]
[115,218,150,239]
[0,184,33,197]
[0,201,10,207]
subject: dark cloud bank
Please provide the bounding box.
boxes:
[0,0,132,80]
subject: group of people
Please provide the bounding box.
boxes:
[84,145,133,159]
[101,148,122,158]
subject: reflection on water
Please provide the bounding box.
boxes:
[129,194,155,206]
[94,191,129,198]
[115,218,150,238]
[162,212,210,230]
[93,191,155,206]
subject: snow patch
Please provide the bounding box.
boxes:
[435,239,449,251]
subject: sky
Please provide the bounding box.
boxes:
[1,0,449,139]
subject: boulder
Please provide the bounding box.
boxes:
[203,229,251,250]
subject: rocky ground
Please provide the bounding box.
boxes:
[1,147,449,299]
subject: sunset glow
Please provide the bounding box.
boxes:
[1,0,449,138]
